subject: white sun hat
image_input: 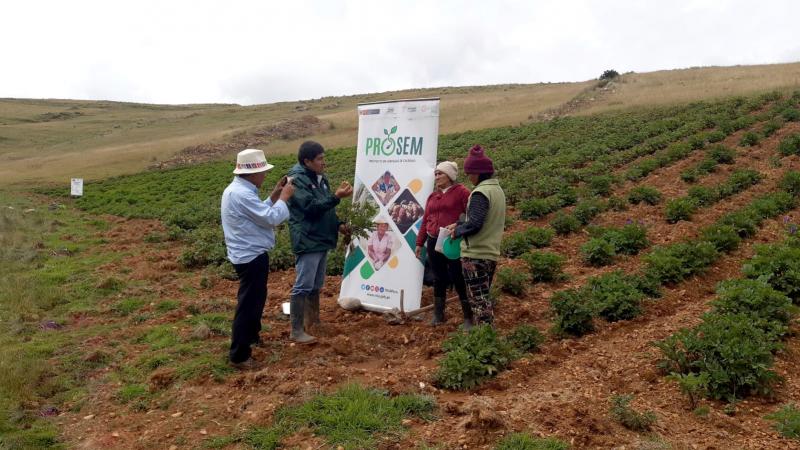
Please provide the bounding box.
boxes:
[233,149,274,174]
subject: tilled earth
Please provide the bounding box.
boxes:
[55,122,800,449]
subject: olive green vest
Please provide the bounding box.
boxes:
[461,179,506,261]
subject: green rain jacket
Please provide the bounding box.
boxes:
[286,163,341,255]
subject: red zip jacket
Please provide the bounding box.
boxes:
[416,183,470,247]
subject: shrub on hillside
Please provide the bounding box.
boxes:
[655,313,782,401]
[496,434,569,450]
[644,241,718,284]
[665,198,698,223]
[522,251,566,282]
[580,238,616,267]
[573,198,606,225]
[711,279,792,337]
[762,119,783,137]
[550,212,581,235]
[717,169,763,198]
[527,226,555,248]
[550,289,594,337]
[779,134,800,156]
[610,394,657,432]
[706,130,726,143]
[599,69,619,80]
[707,145,736,163]
[627,186,662,205]
[699,224,741,253]
[434,325,518,390]
[495,267,527,297]
[501,231,533,258]
[585,271,644,322]
[588,174,615,196]
[518,197,559,219]
[687,186,718,206]
[506,324,545,353]
[765,404,800,440]
[740,131,761,147]
[742,243,800,304]
[781,108,800,122]
[779,171,800,196]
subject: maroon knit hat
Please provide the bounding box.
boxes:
[463,144,494,174]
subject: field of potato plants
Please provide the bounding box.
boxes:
[18,89,800,449]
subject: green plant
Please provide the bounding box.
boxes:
[666,372,709,409]
[627,186,662,205]
[706,130,726,143]
[580,238,616,267]
[588,174,615,196]
[501,227,554,258]
[573,198,606,225]
[550,289,594,337]
[707,145,736,163]
[495,433,569,450]
[595,224,649,255]
[711,279,792,337]
[687,186,717,206]
[550,212,581,235]
[655,313,782,401]
[739,131,761,147]
[337,198,378,251]
[779,171,800,196]
[665,197,698,223]
[742,242,800,304]
[610,394,656,431]
[781,108,800,122]
[506,324,545,353]
[643,241,718,284]
[496,267,527,297]
[699,224,741,253]
[526,226,555,248]
[434,325,519,390]
[762,119,783,137]
[765,404,800,440]
[779,134,800,155]
[522,251,565,282]
[519,197,559,219]
[585,271,644,322]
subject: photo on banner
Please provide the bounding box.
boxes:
[338,98,440,313]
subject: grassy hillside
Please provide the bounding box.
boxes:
[2,62,800,187]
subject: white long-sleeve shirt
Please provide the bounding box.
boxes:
[221,176,290,264]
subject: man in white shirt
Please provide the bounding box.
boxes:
[221,149,294,369]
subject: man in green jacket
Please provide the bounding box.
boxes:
[286,141,352,343]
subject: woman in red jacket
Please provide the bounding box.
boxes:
[415,161,473,327]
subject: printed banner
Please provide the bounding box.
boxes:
[70,178,83,197]
[338,98,440,312]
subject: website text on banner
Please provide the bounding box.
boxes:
[338,98,440,313]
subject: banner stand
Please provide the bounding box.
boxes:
[338,98,440,313]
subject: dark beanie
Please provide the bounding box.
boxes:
[463,144,494,174]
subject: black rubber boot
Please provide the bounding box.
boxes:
[460,297,475,331]
[290,294,316,344]
[431,296,446,326]
[304,289,321,329]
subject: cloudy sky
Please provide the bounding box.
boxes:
[3,0,799,105]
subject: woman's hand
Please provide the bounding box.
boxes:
[414,245,422,258]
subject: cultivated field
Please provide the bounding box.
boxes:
[3,65,800,449]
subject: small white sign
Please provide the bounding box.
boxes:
[70,178,83,197]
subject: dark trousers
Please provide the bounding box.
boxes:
[462,257,497,325]
[426,235,467,300]
[229,252,269,363]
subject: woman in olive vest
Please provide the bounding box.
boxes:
[448,145,506,327]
